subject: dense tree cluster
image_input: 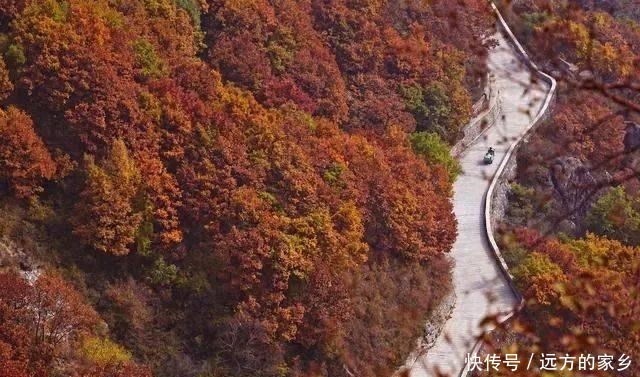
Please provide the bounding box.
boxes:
[0,107,57,198]
[0,272,151,377]
[488,230,640,377]
[204,0,494,140]
[0,0,494,375]
[510,0,637,79]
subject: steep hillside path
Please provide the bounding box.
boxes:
[405,27,552,377]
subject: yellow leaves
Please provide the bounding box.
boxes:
[334,201,369,266]
[513,252,566,305]
[74,140,143,256]
[436,44,467,83]
[35,0,70,23]
[591,11,611,28]
[133,38,168,80]
[104,139,140,193]
[230,186,270,225]
[558,288,579,312]
[218,84,282,148]
[138,91,162,123]
[17,1,75,47]
[565,233,639,272]
[592,41,634,78]
[514,252,564,279]
[279,232,316,279]
[565,233,612,267]
[566,20,590,59]
[547,12,635,79]
[276,205,367,279]
[511,230,640,364]
[267,26,298,74]
[352,135,376,158]
[76,1,123,46]
[143,0,174,17]
[80,336,132,366]
[595,41,618,66]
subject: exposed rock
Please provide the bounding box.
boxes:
[0,237,41,282]
[622,122,640,173]
[549,157,599,221]
[421,290,456,349]
[557,219,577,234]
[578,70,594,80]
[624,122,640,153]
[404,288,456,366]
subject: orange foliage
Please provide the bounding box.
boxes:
[0,0,496,374]
[0,107,56,198]
[73,140,142,256]
[496,232,640,376]
[0,58,12,101]
[0,272,99,376]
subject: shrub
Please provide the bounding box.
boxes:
[175,0,201,27]
[335,258,451,376]
[585,186,640,246]
[0,57,12,100]
[146,257,178,286]
[73,140,142,256]
[512,252,566,305]
[409,131,461,181]
[323,163,347,187]
[266,28,297,74]
[402,82,452,137]
[506,183,536,225]
[4,44,27,69]
[133,38,167,80]
[0,107,56,198]
[81,336,132,366]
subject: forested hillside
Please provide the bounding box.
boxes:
[491,1,640,375]
[0,1,494,376]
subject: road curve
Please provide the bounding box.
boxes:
[404,29,550,377]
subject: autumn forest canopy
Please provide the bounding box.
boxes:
[2,0,638,376]
[0,0,495,376]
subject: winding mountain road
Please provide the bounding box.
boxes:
[405,27,551,377]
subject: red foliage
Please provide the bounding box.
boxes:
[0,58,12,100]
[0,0,493,374]
[501,233,640,376]
[0,272,99,376]
[0,107,56,198]
[0,0,25,25]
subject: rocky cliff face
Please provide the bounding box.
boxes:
[624,122,640,153]
[544,120,640,231]
[0,237,41,283]
[549,157,601,224]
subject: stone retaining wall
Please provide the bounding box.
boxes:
[451,79,502,157]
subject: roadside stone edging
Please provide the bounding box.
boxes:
[457,4,558,377]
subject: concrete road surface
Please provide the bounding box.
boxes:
[405,31,549,377]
